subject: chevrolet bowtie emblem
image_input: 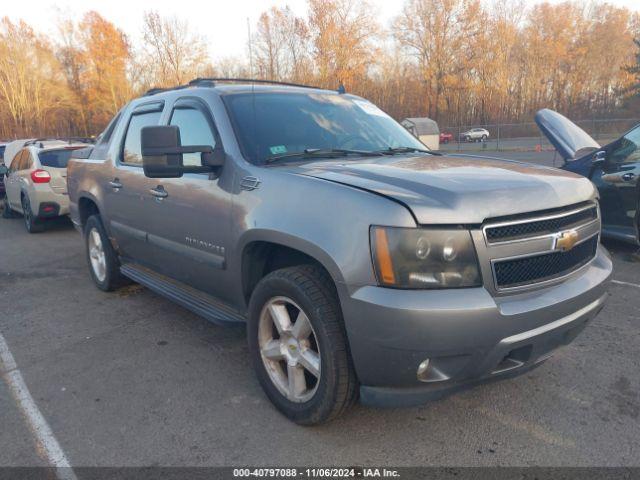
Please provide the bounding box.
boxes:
[554,229,579,252]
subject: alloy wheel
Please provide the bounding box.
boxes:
[88,227,107,282]
[258,296,321,403]
[22,197,31,229]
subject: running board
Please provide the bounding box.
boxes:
[120,263,246,326]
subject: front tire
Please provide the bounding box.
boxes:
[84,215,128,291]
[21,195,45,233]
[248,265,357,425]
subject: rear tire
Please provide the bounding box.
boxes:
[84,215,128,291]
[21,195,45,233]
[248,265,358,425]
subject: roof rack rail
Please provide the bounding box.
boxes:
[188,78,321,90]
[143,84,193,97]
[24,137,95,147]
[143,87,168,96]
[141,78,323,98]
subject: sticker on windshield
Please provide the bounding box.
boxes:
[269,145,287,155]
[353,100,387,117]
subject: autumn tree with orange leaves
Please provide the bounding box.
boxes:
[0,1,639,139]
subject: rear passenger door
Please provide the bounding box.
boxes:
[103,101,164,267]
[5,150,25,208]
[7,150,32,210]
[142,97,234,304]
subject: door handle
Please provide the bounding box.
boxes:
[149,186,168,199]
[622,172,636,182]
[109,179,123,189]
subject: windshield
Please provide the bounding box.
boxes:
[223,92,427,164]
[38,148,80,168]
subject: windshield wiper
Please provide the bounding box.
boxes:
[265,148,384,164]
[375,146,440,156]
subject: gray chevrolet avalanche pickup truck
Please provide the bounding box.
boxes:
[67,79,612,424]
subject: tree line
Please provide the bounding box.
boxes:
[1,0,639,140]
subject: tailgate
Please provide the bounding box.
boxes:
[46,167,68,194]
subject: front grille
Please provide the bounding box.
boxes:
[486,206,598,243]
[494,236,598,289]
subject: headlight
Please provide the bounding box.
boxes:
[370,226,482,289]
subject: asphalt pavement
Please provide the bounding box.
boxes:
[1,184,639,468]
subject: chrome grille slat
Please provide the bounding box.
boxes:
[485,206,598,243]
[479,202,601,292]
[493,236,598,289]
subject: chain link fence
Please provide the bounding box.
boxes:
[438,118,640,152]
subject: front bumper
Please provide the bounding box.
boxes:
[341,245,612,407]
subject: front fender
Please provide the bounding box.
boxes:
[230,170,417,296]
[236,228,347,287]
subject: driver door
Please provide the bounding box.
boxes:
[596,125,640,241]
[142,97,235,305]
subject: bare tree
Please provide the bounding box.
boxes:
[141,11,211,87]
[252,7,311,82]
[307,0,380,90]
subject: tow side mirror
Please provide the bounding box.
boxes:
[592,150,607,166]
[140,125,224,179]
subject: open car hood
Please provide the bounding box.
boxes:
[535,108,600,161]
[293,155,597,224]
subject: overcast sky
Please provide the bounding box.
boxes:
[4,0,640,60]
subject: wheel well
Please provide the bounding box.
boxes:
[78,197,100,229]
[241,242,333,303]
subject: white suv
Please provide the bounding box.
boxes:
[461,128,490,142]
[1,139,89,232]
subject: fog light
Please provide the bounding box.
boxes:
[416,359,430,381]
[417,358,451,383]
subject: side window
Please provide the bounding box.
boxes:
[12,150,27,172]
[609,126,640,165]
[98,111,123,146]
[169,107,217,167]
[122,110,162,165]
[8,151,21,173]
[24,151,34,170]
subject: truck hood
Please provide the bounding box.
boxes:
[535,108,600,161]
[291,155,596,224]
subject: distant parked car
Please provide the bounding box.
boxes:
[1,139,89,232]
[439,131,453,144]
[536,108,640,246]
[461,128,489,142]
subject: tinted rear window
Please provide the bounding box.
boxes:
[38,149,78,168]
